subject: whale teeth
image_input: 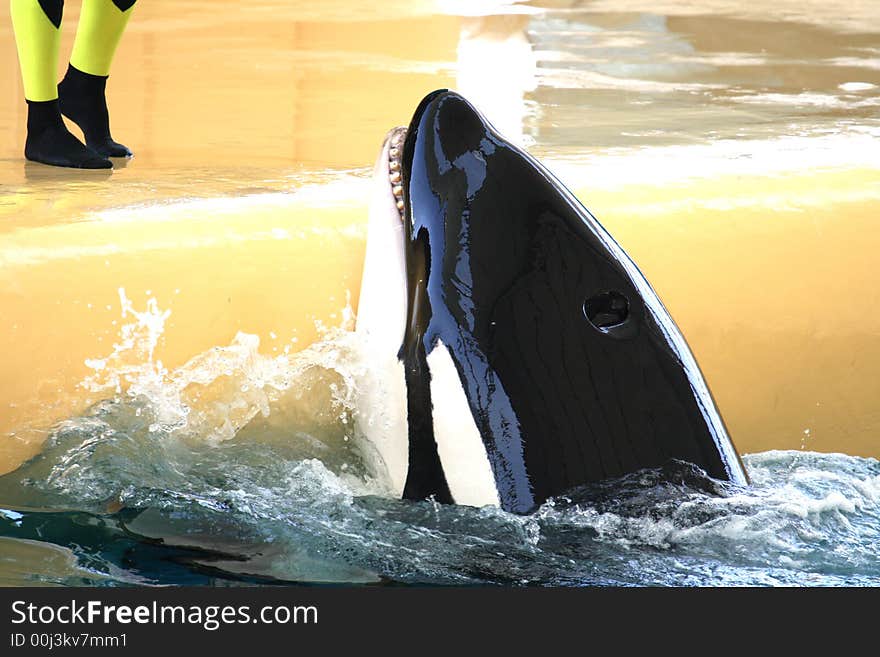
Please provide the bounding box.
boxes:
[388,127,407,220]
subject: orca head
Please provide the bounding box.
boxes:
[360,90,748,514]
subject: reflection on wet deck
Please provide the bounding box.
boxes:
[0,0,878,472]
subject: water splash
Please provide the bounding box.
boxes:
[77,288,366,449]
[82,288,171,393]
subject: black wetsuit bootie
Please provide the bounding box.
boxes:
[24,99,112,169]
[58,64,132,158]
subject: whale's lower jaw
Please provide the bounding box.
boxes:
[354,128,412,498]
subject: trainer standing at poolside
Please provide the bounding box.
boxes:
[10,0,137,169]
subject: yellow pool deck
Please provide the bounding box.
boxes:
[1,1,879,473]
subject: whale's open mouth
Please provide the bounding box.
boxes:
[387,127,407,219]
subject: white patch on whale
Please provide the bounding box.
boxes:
[428,340,500,508]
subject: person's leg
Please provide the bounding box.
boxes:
[58,0,136,158]
[10,0,111,168]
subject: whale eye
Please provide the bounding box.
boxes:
[583,291,629,332]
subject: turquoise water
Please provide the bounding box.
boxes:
[1,328,878,587]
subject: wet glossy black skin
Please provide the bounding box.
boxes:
[399,90,747,514]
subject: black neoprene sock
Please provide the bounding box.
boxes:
[58,64,132,158]
[24,99,112,169]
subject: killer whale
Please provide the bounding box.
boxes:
[357,90,748,514]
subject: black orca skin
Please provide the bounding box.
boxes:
[398,90,748,514]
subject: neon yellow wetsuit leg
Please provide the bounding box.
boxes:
[10,0,112,168]
[58,0,137,158]
[70,0,136,77]
[10,0,62,102]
